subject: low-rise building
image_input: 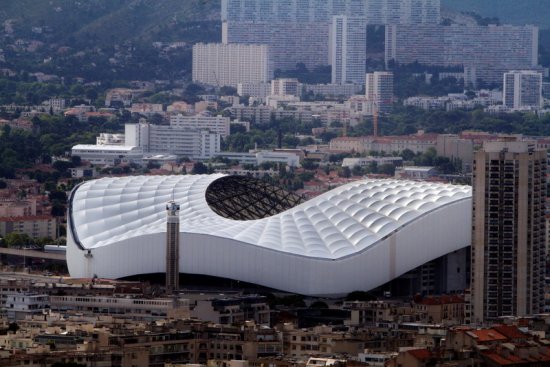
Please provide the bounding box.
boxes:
[71,145,144,165]
[49,295,190,320]
[192,295,270,326]
[0,215,57,239]
[5,294,49,321]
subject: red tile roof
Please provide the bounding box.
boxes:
[407,348,432,361]
[492,325,527,340]
[468,329,507,343]
[417,295,464,305]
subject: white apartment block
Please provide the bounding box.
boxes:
[304,83,362,98]
[215,151,301,167]
[71,145,144,165]
[125,121,221,159]
[366,71,394,113]
[503,70,543,110]
[385,24,539,84]
[221,0,440,25]
[170,113,231,138]
[271,78,301,97]
[43,98,66,112]
[192,43,272,88]
[6,294,49,321]
[229,105,272,124]
[222,0,439,71]
[331,16,367,85]
[237,82,271,98]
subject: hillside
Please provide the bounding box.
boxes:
[442,0,550,29]
[0,0,221,45]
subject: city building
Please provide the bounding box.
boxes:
[221,0,440,25]
[192,295,270,326]
[229,105,272,124]
[222,0,440,71]
[71,144,144,165]
[304,83,362,98]
[436,134,474,172]
[503,70,543,110]
[366,71,394,113]
[237,82,271,98]
[342,156,403,168]
[470,139,546,324]
[67,176,471,296]
[170,113,231,138]
[5,294,49,321]
[331,16,367,85]
[49,295,190,320]
[192,43,272,88]
[0,215,57,239]
[270,78,300,97]
[385,24,539,84]
[125,120,221,159]
[96,133,125,145]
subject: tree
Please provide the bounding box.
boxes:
[71,156,81,166]
[191,162,208,174]
[338,166,351,178]
[3,233,30,248]
[309,301,329,309]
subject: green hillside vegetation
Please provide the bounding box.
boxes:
[442,0,550,28]
[0,0,220,45]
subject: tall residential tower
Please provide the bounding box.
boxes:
[470,139,546,324]
[503,70,543,110]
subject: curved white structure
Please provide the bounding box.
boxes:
[67,175,472,296]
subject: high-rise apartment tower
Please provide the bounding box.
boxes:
[503,70,543,110]
[470,139,546,324]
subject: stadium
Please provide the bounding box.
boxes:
[67,174,472,296]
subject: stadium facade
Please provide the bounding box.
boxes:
[67,175,472,296]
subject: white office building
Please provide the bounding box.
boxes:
[125,121,221,159]
[170,113,231,138]
[71,145,144,165]
[192,43,272,88]
[331,16,367,85]
[503,70,543,110]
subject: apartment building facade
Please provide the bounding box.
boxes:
[192,43,272,88]
[470,140,546,324]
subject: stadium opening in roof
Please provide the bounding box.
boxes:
[67,175,472,296]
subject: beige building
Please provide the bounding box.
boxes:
[413,295,464,325]
[0,215,57,239]
[0,200,36,217]
[470,139,546,324]
[329,136,370,153]
[49,295,190,320]
[436,134,474,172]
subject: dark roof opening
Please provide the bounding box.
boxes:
[205,176,303,220]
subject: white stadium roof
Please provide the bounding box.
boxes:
[67,174,472,296]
